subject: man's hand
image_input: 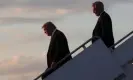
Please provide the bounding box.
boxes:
[51,62,56,68]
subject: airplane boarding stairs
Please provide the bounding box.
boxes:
[34,31,133,80]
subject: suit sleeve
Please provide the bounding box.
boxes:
[52,34,60,62]
[101,15,111,39]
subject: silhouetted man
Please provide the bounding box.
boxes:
[41,22,72,79]
[92,1,114,48]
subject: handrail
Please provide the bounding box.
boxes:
[34,36,99,80]
[110,30,133,49]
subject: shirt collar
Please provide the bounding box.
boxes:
[51,28,57,37]
[99,11,104,17]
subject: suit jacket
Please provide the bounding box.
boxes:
[47,29,72,68]
[92,11,114,48]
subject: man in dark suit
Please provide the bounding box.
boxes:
[41,22,72,79]
[92,1,114,48]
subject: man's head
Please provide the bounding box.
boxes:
[42,22,56,36]
[92,1,104,16]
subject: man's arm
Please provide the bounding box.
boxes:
[51,32,69,68]
[101,15,111,38]
[51,35,60,67]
